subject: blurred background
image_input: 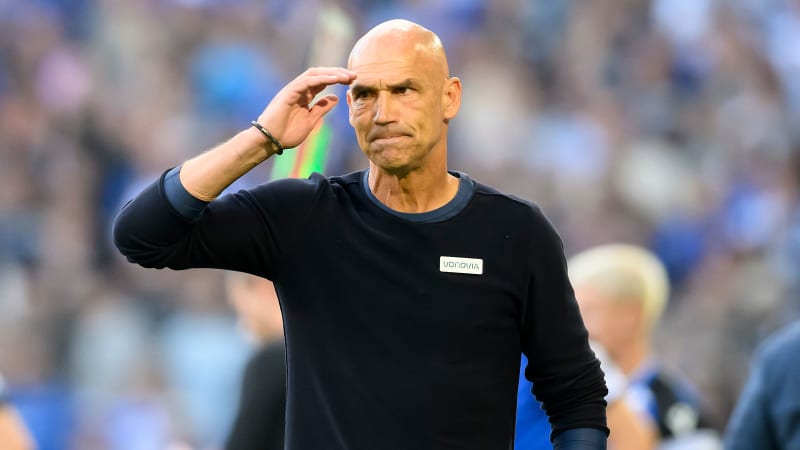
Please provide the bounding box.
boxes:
[1,0,799,448]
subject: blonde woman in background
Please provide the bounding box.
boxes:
[570,244,722,449]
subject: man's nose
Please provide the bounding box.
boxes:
[372,92,395,124]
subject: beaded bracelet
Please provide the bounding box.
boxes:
[250,120,284,155]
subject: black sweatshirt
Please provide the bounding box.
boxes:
[113,169,608,450]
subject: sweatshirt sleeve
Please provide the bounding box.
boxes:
[113,170,322,280]
[520,208,609,441]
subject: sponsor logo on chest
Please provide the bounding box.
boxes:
[439,256,483,275]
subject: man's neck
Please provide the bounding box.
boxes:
[367,162,459,213]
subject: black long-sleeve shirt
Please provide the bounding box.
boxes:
[113,169,607,449]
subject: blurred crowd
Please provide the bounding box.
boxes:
[1,0,799,448]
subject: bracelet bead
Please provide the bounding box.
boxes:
[250,120,284,155]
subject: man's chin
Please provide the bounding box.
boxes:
[368,146,405,163]
[369,157,414,176]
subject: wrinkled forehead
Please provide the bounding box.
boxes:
[353,55,445,95]
[350,53,437,83]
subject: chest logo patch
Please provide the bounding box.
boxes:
[440,256,483,275]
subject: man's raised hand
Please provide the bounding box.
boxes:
[255,67,356,150]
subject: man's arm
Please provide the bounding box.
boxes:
[520,208,608,445]
[113,68,356,274]
[179,67,356,202]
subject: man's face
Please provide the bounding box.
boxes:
[346,39,457,174]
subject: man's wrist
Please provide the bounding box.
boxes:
[164,166,209,220]
[250,121,284,156]
[242,127,280,160]
[552,428,608,450]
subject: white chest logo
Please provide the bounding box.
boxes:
[439,256,483,275]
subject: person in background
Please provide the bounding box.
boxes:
[224,272,287,450]
[0,371,35,450]
[724,321,800,449]
[568,244,722,449]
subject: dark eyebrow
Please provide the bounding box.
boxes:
[351,78,420,97]
[350,84,375,98]
[387,79,419,90]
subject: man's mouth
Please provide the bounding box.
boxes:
[373,135,407,142]
[368,128,410,142]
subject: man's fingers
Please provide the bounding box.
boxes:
[291,67,356,93]
[303,66,357,80]
[308,94,339,121]
[295,74,356,94]
[258,69,353,147]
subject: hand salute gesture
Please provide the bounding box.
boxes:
[176,67,356,200]
[254,67,357,151]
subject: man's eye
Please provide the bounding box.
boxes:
[393,87,410,95]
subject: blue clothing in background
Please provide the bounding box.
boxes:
[725,322,800,450]
[10,380,74,450]
[516,354,607,449]
[517,353,715,449]
[625,361,714,441]
[516,355,553,450]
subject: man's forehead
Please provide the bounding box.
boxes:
[350,54,445,85]
[350,44,427,68]
[348,29,448,78]
[350,59,428,82]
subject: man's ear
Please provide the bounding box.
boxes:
[442,76,462,121]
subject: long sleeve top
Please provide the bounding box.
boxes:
[113,169,608,449]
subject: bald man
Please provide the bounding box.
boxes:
[114,20,608,449]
